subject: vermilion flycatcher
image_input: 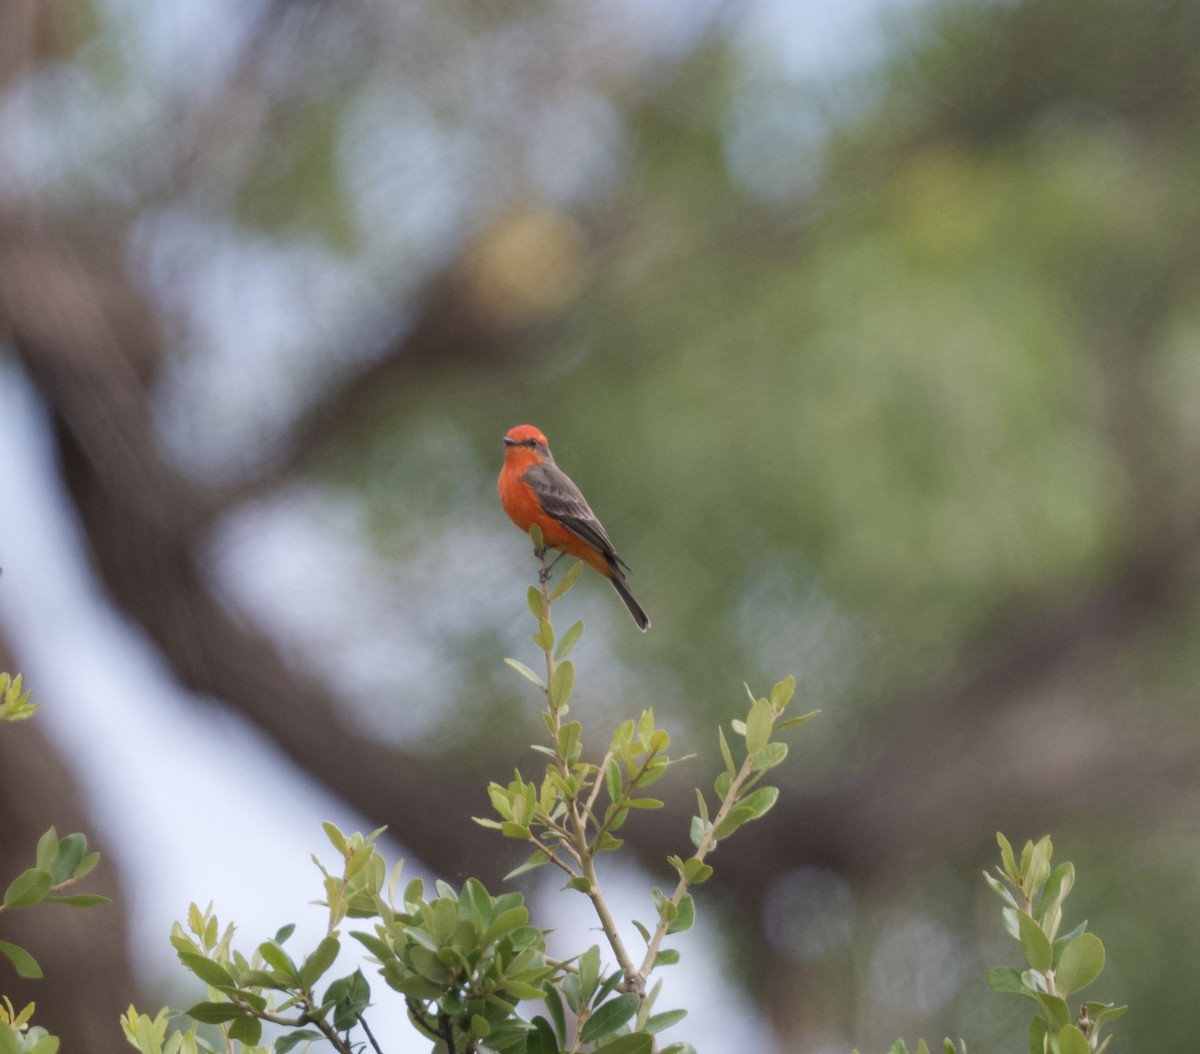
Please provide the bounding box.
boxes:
[498,424,650,631]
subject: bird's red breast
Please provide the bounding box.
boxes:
[497,424,606,571]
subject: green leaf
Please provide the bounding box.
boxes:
[997,832,1019,885]
[505,978,550,1001]
[257,940,300,981]
[505,852,549,881]
[1035,862,1075,922]
[35,827,58,872]
[985,966,1031,996]
[322,822,348,854]
[769,676,796,709]
[1033,992,1071,1030]
[72,852,101,881]
[749,741,788,772]
[653,949,680,966]
[605,757,623,804]
[1054,932,1104,995]
[49,833,86,884]
[1058,1024,1090,1054]
[184,1002,244,1025]
[659,1044,698,1054]
[276,1031,325,1054]
[409,944,452,984]
[711,805,756,841]
[549,560,585,601]
[300,936,340,988]
[528,1015,558,1054]
[275,923,296,944]
[0,939,42,978]
[1025,836,1053,894]
[240,968,293,990]
[580,994,640,1045]
[528,586,547,621]
[597,969,625,1006]
[178,952,235,989]
[982,870,1019,909]
[666,894,695,934]
[645,1009,687,1034]
[534,619,555,652]
[682,857,713,884]
[551,661,575,708]
[555,620,585,660]
[3,868,52,909]
[543,987,568,1045]
[557,720,582,763]
[470,1013,492,1038]
[745,698,773,754]
[1001,906,1020,940]
[1082,1002,1127,1025]
[228,1012,262,1046]
[504,658,546,690]
[738,786,779,820]
[773,709,820,731]
[1027,1016,1048,1054]
[44,894,111,908]
[484,906,530,947]
[718,727,735,778]
[593,1033,653,1054]
[579,945,601,1001]
[1016,911,1053,971]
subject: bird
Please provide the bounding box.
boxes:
[497,424,650,631]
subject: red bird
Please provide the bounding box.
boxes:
[498,424,650,631]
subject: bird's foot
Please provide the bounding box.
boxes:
[537,548,566,583]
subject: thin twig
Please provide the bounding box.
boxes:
[358,1012,385,1054]
[633,737,762,985]
[537,556,641,991]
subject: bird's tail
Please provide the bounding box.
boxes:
[608,569,650,632]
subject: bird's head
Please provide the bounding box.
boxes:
[504,424,550,453]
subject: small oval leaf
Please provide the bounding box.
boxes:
[580,993,639,1045]
[504,658,546,690]
[1016,911,1053,971]
[1054,932,1104,995]
[3,869,52,909]
[0,939,42,979]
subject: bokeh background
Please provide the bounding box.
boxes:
[3,0,1200,1050]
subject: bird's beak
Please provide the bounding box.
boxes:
[503,437,518,447]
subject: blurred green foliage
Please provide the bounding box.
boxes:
[8,0,1200,1048]
[305,1,1200,1047]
